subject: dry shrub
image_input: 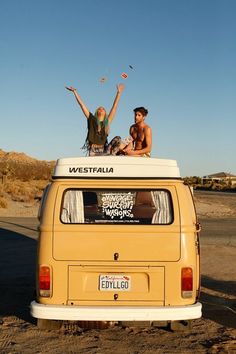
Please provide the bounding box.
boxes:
[3,180,48,203]
[0,197,8,208]
[4,181,32,202]
[13,162,53,181]
[0,152,52,204]
[0,161,54,181]
[0,184,4,197]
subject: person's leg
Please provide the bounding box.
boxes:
[106,136,122,155]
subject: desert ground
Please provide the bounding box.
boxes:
[0,190,236,353]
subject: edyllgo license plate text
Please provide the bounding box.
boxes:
[99,274,131,291]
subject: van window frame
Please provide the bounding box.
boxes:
[60,188,174,226]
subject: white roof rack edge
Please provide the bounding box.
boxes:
[53,156,181,178]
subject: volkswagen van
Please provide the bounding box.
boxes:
[30,156,201,330]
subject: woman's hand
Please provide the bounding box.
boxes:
[116,83,125,94]
[65,86,76,92]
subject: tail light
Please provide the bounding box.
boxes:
[181,267,193,298]
[39,265,51,297]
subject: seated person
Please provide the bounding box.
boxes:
[123,107,152,157]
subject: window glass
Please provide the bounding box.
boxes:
[61,189,173,225]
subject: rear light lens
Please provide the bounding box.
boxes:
[39,265,51,297]
[181,267,193,298]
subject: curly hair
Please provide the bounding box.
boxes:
[133,106,148,116]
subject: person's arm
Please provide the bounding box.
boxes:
[122,131,134,153]
[123,126,135,153]
[126,126,152,156]
[107,84,125,123]
[65,86,90,118]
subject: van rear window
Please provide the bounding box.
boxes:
[61,190,173,225]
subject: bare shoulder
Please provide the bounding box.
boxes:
[144,124,152,132]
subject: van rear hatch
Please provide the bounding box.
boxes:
[53,186,180,262]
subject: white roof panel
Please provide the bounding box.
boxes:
[53,156,181,178]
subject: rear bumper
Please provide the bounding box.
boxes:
[30,301,202,321]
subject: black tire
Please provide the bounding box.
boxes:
[37,318,62,330]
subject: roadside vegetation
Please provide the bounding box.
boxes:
[0,150,54,208]
[184,176,236,192]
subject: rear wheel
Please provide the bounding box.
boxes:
[37,319,62,330]
[169,320,192,332]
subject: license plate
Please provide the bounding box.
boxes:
[99,274,131,291]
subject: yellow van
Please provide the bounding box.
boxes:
[30,156,201,330]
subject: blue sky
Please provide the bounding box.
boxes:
[0,0,235,176]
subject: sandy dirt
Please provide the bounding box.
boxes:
[0,190,236,353]
[0,199,40,218]
[193,190,236,219]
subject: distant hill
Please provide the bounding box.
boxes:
[0,149,51,164]
[0,149,54,180]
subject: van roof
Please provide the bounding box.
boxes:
[52,156,181,179]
